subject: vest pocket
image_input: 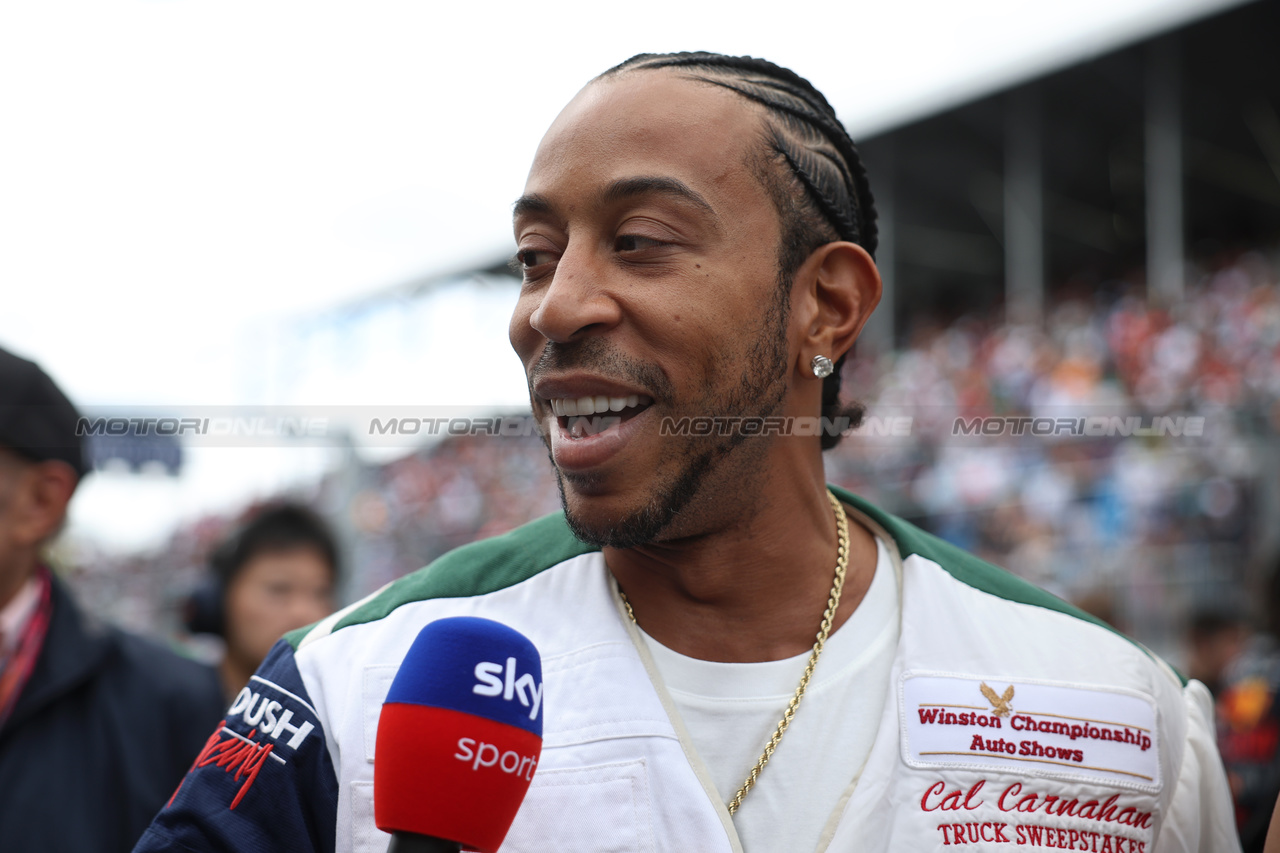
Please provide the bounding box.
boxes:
[501,759,656,853]
[348,781,390,853]
[348,760,655,853]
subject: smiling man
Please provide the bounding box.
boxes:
[138,53,1238,853]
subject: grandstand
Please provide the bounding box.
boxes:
[857,0,1280,344]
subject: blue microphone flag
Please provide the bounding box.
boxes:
[384,616,544,737]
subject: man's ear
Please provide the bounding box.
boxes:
[793,241,882,367]
[9,460,78,548]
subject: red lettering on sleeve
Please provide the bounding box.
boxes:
[168,724,282,811]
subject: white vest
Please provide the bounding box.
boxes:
[293,496,1238,853]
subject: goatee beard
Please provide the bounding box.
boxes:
[554,444,717,549]
[549,267,793,549]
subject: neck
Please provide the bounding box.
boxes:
[606,472,877,663]
[0,552,40,613]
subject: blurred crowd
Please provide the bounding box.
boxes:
[833,249,1280,653]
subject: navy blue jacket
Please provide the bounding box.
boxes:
[0,574,225,853]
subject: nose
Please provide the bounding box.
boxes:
[526,243,622,344]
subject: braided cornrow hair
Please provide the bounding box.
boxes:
[600,52,878,449]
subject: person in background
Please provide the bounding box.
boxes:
[1218,561,1280,851]
[185,503,339,701]
[1187,602,1251,698]
[0,345,225,853]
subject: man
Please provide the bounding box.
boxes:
[138,52,1238,851]
[184,503,340,701]
[0,345,225,852]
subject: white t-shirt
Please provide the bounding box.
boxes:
[638,538,900,853]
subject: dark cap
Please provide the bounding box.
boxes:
[0,346,87,478]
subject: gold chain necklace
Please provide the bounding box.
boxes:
[618,489,850,816]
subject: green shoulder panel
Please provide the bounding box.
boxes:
[285,487,1183,686]
[830,485,1186,686]
[285,512,595,649]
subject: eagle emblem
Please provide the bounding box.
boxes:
[980,682,1015,717]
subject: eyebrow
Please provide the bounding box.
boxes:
[512,193,553,222]
[512,176,720,226]
[600,176,718,221]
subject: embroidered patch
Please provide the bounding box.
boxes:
[900,672,1160,790]
[171,720,287,810]
[227,675,319,751]
[168,673,321,811]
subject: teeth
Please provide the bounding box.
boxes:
[549,394,652,417]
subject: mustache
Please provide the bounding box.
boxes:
[530,339,673,398]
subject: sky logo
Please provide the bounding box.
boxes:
[473,657,543,721]
[383,617,544,738]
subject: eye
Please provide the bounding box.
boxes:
[615,235,666,253]
[511,248,555,272]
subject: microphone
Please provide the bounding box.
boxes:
[374,617,544,853]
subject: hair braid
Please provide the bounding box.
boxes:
[601,51,877,449]
[772,142,862,249]
[604,52,878,257]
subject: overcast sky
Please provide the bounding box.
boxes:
[0,0,1244,550]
